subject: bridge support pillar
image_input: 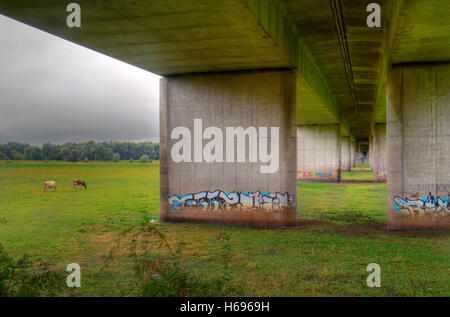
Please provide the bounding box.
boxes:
[387,64,450,230]
[297,124,341,182]
[350,141,356,168]
[160,70,297,226]
[373,123,387,182]
[341,136,352,172]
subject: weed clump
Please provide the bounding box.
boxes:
[139,155,152,163]
[0,243,63,297]
[104,224,241,297]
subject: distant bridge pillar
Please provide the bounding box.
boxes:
[160,70,297,226]
[387,64,450,230]
[340,136,352,172]
[372,123,387,182]
[350,140,356,168]
[297,124,341,182]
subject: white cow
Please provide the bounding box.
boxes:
[43,181,56,192]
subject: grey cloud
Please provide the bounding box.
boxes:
[0,14,160,145]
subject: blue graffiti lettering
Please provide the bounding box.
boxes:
[168,190,296,212]
[393,192,450,214]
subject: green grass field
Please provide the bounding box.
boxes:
[0,161,448,296]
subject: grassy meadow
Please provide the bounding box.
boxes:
[0,161,448,296]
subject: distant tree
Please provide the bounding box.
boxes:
[42,143,54,160]
[34,147,43,160]
[112,153,120,162]
[153,143,160,160]
[12,151,24,161]
[61,143,84,162]
[93,143,112,161]
[84,141,96,161]
[140,154,150,163]
[24,146,42,161]
[0,141,159,162]
[4,143,28,160]
[104,149,114,161]
[24,147,31,160]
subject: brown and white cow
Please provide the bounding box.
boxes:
[73,180,87,189]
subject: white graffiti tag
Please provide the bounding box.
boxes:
[168,190,295,213]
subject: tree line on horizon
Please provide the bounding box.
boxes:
[0,141,159,162]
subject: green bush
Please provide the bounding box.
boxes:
[112,153,120,162]
[139,155,151,163]
[104,224,240,297]
[129,228,237,296]
[0,243,63,297]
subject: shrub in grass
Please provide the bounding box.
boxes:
[112,153,120,162]
[130,227,239,297]
[139,155,151,163]
[103,224,240,297]
[0,243,64,297]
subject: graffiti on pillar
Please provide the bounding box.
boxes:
[297,172,337,180]
[392,193,450,214]
[168,190,295,213]
[340,164,350,171]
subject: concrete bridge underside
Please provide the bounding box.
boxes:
[1,0,448,229]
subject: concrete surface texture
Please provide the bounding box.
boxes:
[372,123,387,182]
[160,70,297,226]
[387,64,450,230]
[297,125,341,182]
[350,141,356,167]
[340,136,352,172]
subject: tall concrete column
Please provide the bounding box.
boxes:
[341,136,352,172]
[372,123,387,182]
[297,124,341,182]
[160,70,297,226]
[350,141,356,168]
[387,64,450,230]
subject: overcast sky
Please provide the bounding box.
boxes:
[0,14,160,146]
